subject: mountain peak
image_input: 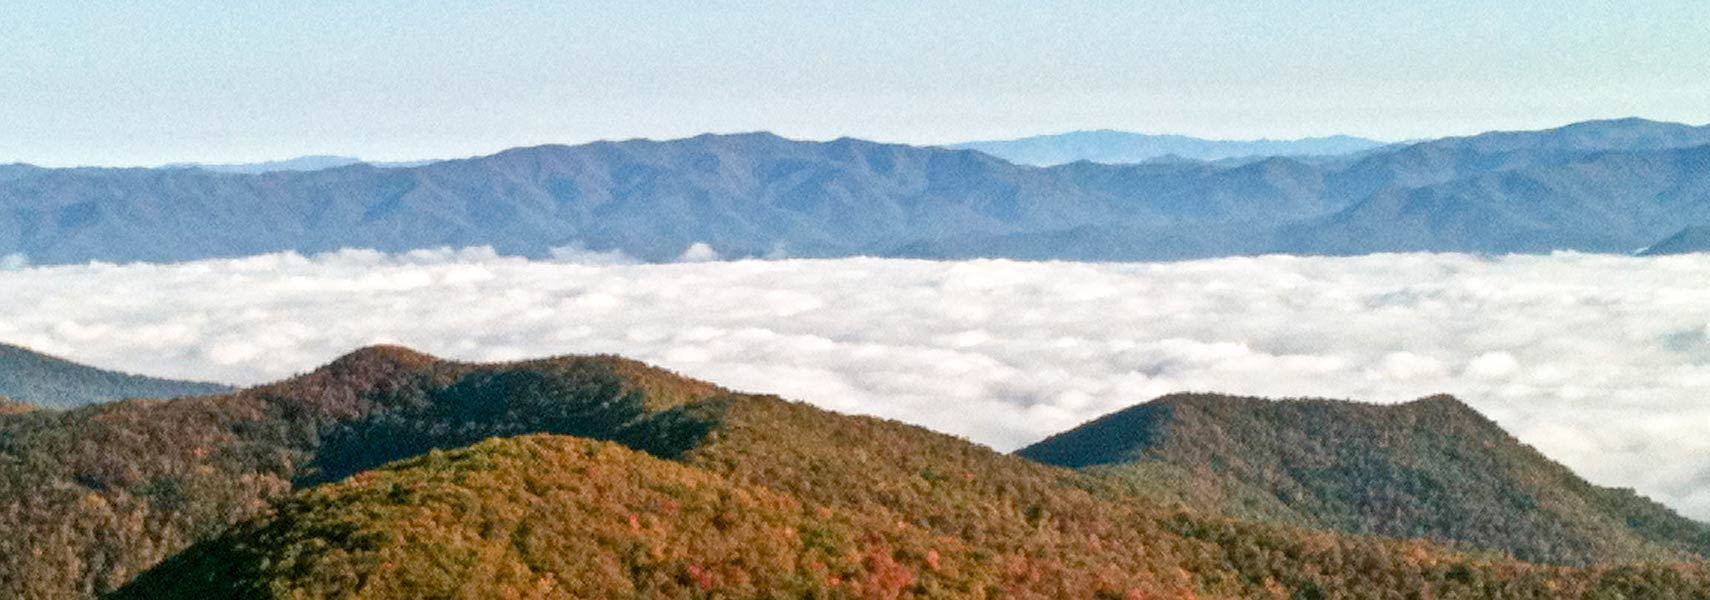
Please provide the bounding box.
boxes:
[1402,392,1477,412]
[1017,392,1710,565]
[310,345,444,382]
[328,344,442,368]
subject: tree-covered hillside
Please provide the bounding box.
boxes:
[117,432,1710,600]
[1018,393,1710,566]
[0,342,231,408]
[4,347,1708,598]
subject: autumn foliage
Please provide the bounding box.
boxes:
[0,347,1705,599]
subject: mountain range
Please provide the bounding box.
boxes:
[948,130,1388,166]
[2,118,1708,265]
[0,343,230,408]
[3,346,1707,598]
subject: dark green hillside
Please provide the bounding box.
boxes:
[1019,393,1710,565]
[0,342,231,408]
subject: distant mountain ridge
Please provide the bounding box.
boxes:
[2,118,1708,265]
[948,129,1387,166]
[1019,393,1710,565]
[0,342,231,408]
[159,155,438,174]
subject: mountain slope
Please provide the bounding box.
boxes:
[0,342,231,408]
[116,431,1710,600]
[948,130,1385,166]
[1018,393,1710,565]
[1282,145,1710,255]
[0,347,723,597]
[6,347,1709,598]
[116,435,970,599]
[1422,118,1710,155]
[1640,225,1710,255]
[0,164,42,184]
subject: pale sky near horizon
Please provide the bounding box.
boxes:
[4,1,1708,167]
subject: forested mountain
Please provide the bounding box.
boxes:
[2,119,1709,265]
[4,347,1709,598]
[118,433,1708,600]
[947,130,1385,166]
[1640,225,1710,255]
[0,342,230,408]
[1019,393,1710,566]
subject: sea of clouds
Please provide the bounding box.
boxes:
[2,248,1708,519]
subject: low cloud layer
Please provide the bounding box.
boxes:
[3,249,1708,519]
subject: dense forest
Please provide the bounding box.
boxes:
[2,347,1708,598]
[120,433,1710,599]
[0,343,231,409]
[1020,393,1710,566]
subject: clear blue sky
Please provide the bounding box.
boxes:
[3,1,1707,166]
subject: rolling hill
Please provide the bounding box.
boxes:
[2,119,1709,265]
[0,342,231,408]
[1018,393,1710,566]
[3,347,1708,598]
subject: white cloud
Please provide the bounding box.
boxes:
[1373,351,1447,381]
[678,242,721,262]
[2,250,1709,520]
[548,243,636,265]
[0,253,26,271]
[1466,351,1520,379]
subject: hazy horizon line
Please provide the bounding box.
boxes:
[7,114,1706,170]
